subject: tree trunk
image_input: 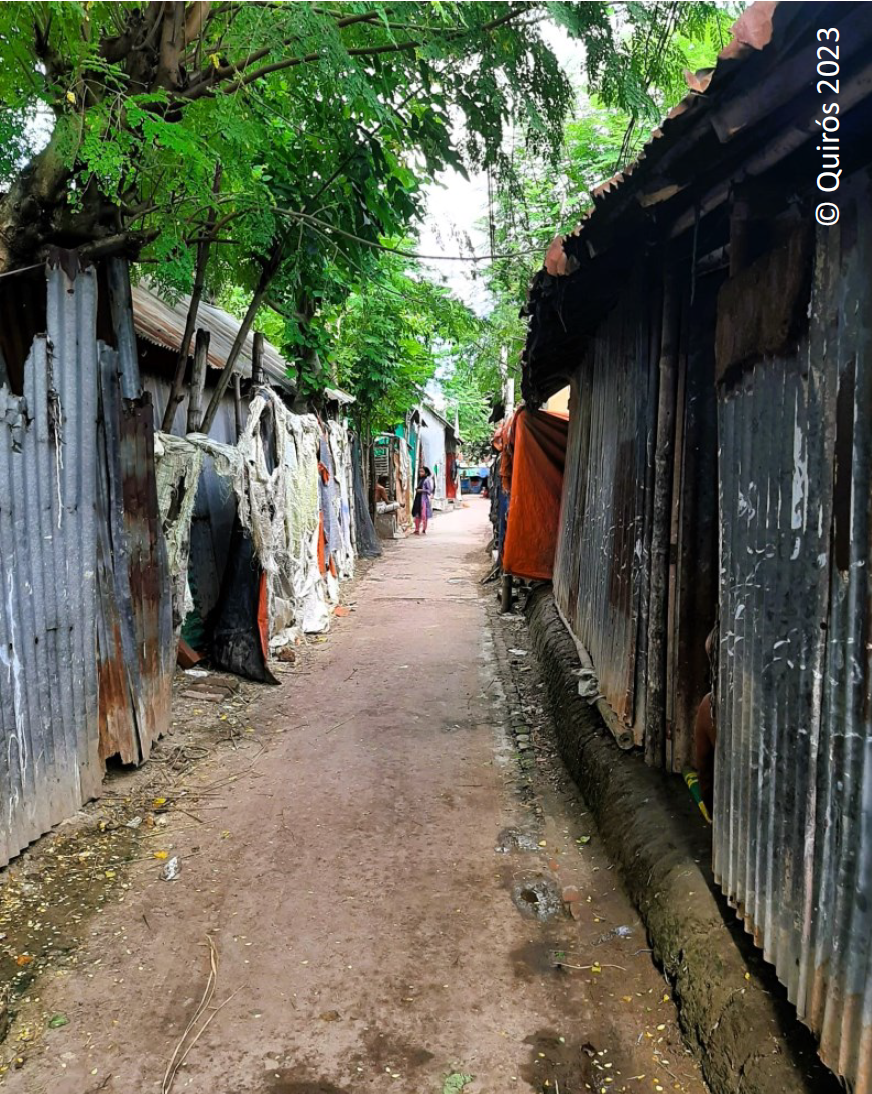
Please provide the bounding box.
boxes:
[251,331,265,385]
[199,238,284,436]
[0,5,183,274]
[0,133,74,273]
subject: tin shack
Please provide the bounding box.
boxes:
[522,2,872,1088]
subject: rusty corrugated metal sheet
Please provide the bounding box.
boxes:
[131,283,293,389]
[714,188,872,1092]
[0,265,102,866]
[0,263,175,867]
[553,271,656,739]
[96,345,173,763]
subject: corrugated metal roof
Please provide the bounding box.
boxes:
[542,1,780,274]
[323,386,355,405]
[131,284,294,390]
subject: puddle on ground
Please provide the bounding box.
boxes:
[510,877,562,920]
[495,827,541,854]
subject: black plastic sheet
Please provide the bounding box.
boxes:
[210,518,278,684]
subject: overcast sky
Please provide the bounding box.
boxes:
[418,22,586,313]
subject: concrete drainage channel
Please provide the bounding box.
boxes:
[521,587,842,1094]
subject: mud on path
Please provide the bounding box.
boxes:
[0,499,707,1094]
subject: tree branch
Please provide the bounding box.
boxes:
[161,161,223,433]
[185,9,386,94]
[199,235,285,434]
[182,4,534,100]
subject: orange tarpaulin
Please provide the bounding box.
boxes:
[501,407,569,581]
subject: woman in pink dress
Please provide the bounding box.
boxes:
[412,466,434,534]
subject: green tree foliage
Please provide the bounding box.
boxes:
[486,5,736,310]
[438,299,526,455]
[0,1,738,431]
[0,3,730,285]
[0,2,575,277]
[326,249,478,435]
[436,3,737,435]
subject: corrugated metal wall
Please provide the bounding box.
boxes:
[554,271,657,738]
[0,266,103,866]
[714,185,872,1091]
[0,264,174,867]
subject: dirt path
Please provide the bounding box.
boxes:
[1,499,707,1094]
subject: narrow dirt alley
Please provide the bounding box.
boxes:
[1,500,706,1094]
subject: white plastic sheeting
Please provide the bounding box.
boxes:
[154,389,355,647]
[326,419,355,582]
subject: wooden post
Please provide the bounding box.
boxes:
[645,268,681,769]
[186,329,210,434]
[500,573,513,613]
[106,257,141,400]
[233,374,244,440]
[251,331,264,386]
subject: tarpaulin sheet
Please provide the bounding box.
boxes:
[501,408,569,581]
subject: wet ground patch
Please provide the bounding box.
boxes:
[520,1029,600,1092]
[342,1027,437,1086]
[265,1079,348,1094]
[510,940,565,982]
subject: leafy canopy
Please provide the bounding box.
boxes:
[326,249,479,434]
[0,1,738,434]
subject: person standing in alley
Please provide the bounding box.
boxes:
[412,465,434,534]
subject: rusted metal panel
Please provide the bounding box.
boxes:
[131,283,293,391]
[0,262,175,867]
[0,265,102,866]
[96,346,174,763]
[116,388,174,760]
[553,268,656,739]
[713,183,872,1093]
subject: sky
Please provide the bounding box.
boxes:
[418,21,587,313]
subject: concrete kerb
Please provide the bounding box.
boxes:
[524,586,840,1094]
